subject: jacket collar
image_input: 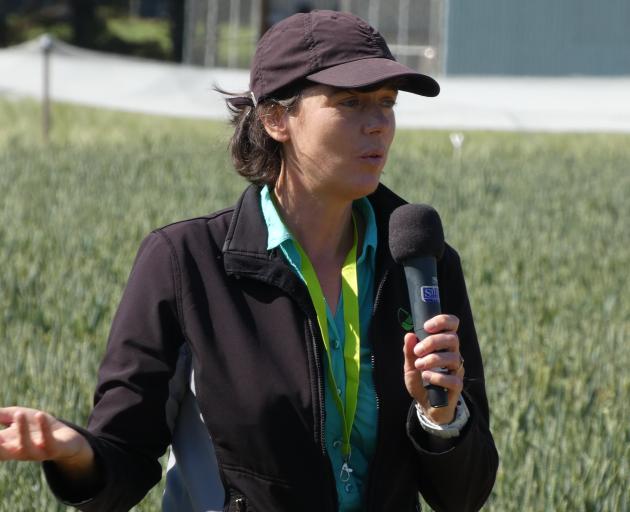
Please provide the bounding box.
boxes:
[222,183,406,289]
[222,185,309,308]
[222,185,270,261]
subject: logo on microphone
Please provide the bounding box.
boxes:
[397,308,414,331]
[420,286,440,303]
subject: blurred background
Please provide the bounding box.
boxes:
[0,1,629,511]
[2,0,630,74]
[2,0,630,131]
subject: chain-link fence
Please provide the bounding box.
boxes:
[183,0,445,75]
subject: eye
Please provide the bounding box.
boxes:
[338,96,360,108]
[381,97,397,108]
[380,93,398,108]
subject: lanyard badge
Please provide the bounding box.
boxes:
[295,216,361,470]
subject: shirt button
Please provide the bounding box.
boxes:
[332,339,340,349]
[332,440,342,449]
[337,388,342,396]
[344,483,353,493]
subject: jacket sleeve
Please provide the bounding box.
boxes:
[43,231,186,511]
[406,245,499,512]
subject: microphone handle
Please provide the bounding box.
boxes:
[403,257,449,408]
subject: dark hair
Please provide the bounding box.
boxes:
[219,77,406,186]
[220,86,303,186]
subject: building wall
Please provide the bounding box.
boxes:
[446,0,630,75]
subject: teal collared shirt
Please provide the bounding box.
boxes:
[260,185,378,511]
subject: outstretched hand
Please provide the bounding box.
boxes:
[0,407,93,470]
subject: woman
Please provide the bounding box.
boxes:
[0,10,498,512]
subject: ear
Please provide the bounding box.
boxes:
[260,105,291,143]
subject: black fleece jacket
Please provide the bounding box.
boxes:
[45,184,498,512]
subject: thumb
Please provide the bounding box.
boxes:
[403,332,419,373]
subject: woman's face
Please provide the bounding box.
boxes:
[280,84,397,203]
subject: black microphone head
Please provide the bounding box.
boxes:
[388,204,445,262]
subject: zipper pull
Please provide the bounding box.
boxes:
[340,461,354,482]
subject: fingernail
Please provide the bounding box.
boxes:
[423,319,435,331]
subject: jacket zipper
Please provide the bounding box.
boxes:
[240,252,337,508]
[370,353,381,413]
[370,268,390,416]
[234,496,246,512]
[306,317,327,456]
[307,315,342,512]
[366,268,389,512]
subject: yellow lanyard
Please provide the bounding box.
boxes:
[294,217,361,465]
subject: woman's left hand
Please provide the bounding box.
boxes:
[403,314,464,425]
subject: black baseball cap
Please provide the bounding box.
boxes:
[249,10,440,104]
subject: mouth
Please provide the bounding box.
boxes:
[359,150,385,163]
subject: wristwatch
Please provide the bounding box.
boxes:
[415,397,470,439]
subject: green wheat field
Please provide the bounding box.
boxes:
[0,97,628,511]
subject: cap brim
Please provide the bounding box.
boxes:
[306,57,439,97]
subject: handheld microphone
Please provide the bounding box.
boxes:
[389,204,449,408]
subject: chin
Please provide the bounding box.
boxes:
[361,180,381,197]
[345,178,381,201]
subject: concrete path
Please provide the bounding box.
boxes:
[1,37,629,133]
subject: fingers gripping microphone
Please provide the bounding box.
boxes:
[389,204,449,408]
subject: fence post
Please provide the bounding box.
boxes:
[228,0,241,68]
[397,0,410,67]
[183,0,196,64]
[251,0,263,44]
[368,0,380,27]
[204,0,219,67]
[40,34,53,143]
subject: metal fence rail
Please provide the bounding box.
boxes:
[183,0,444,75]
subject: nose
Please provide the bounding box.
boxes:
[363,105,394,135]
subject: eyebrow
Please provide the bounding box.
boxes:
[332,86,398,96]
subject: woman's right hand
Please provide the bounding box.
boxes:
[0,407,94,472]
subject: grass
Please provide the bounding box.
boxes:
[3,11,252,66]
[0,97,629,511]
[106,16,171,48]
[4,11,172,61]
[3,10,255,66]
